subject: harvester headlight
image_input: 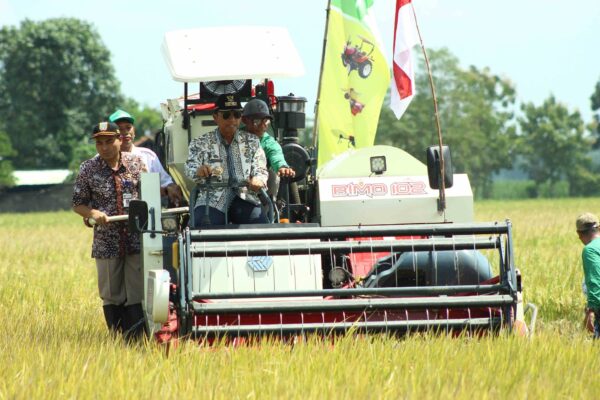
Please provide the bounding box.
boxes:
[370,156,387,175]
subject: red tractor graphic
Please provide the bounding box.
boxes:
[341,36,375,79]
[343,88,365,116]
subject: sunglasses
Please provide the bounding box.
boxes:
[219,110,242,120]
[253,118,271,126]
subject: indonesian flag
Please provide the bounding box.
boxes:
[390,0,419,119]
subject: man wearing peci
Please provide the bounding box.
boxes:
[72,122,147,340]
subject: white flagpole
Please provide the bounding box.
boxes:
[410,2,446,213]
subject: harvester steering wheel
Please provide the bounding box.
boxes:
[190,179,275,227]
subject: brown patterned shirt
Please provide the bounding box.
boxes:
[72,152,146,258]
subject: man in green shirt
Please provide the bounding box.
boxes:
[576,212,600,337]
[242,99,295,179]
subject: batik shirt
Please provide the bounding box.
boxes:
[72,153,146,259]
[184,129,268,212]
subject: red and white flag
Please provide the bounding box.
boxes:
[390,0,419,119]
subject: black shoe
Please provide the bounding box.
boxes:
[123,303,147,342]
[102,304,125,334]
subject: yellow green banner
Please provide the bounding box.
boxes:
[316,0,390,167]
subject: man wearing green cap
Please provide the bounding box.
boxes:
[109,109,183,206]
[576,212,600,337]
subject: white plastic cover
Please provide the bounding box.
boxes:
[162,26,305,82]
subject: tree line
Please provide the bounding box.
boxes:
[1,18,599,199]
[0,18,161,186]
[375,48,600,198]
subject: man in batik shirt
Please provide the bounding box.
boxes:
[185,93,269,227]
[72,122,147,340]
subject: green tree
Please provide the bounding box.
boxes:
[0,130,15,188]
[517,95,593,196]
[0,18,123,169]
[375,48,517,198]
[591,77,600,146]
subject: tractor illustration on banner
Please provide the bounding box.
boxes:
[341,36,375,78]
[342,88,365,115]
[333,129,356,148]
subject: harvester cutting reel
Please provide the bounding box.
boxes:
[167,220,537,340]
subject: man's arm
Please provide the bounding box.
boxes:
[148,155,183,206]
[260,134,295,178]
[147,154,174,187]
[73,205,109,225]
[72,162,109,225]
[261,134,288,171]
[184,138,208,183]
[582,246,600,309]
[248,144,268,192]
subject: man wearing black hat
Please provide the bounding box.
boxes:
[242,99,295,178]
[72,122,148,340]
[184,94,269,226]
[576,212,600,337]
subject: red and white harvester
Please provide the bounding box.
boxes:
[116,27,535,343]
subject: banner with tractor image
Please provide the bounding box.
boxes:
[317,0,390,167]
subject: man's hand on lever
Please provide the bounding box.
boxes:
[247,176,265,192]
[84,209,109,226]
[196,165,213,178]
[278,167,295,178]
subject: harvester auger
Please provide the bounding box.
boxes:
[96,26,536,343]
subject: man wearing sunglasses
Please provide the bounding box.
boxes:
[184,93,269,226]
[109,109,183,207]
[242,99,295,180]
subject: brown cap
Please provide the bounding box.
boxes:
[91,121,120,138]
[576,212,599,232]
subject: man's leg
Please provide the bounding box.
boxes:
[193,206,226,227]
[123,253,145,341]
[96,258,127,333]
[593,308,600,339]
[229,197,267,224]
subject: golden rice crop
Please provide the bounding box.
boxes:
[1,199,600,399]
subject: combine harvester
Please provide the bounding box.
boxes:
[114,26,536,343]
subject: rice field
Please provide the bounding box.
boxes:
[1,198,600,399]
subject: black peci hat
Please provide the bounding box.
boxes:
[215,93,242,111]
[91,121,120,138]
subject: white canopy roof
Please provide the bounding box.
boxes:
[161,26,305,82]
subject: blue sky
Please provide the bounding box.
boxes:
[1,0,599,122]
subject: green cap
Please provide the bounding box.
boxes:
[109,109,135,124]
